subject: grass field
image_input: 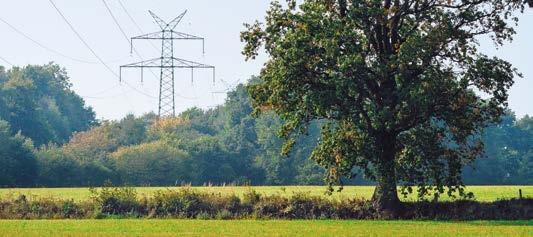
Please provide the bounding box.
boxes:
[0,186,530,202]
[0,220,530,237]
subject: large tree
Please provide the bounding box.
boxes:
[242,0,524,214]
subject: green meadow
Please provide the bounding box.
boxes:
[0,220,530,237]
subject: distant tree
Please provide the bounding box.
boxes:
[464,113,532,185]
[146,116,189,141]
[0,64,96,145]
[0,120,37,187]
[255,112,324,185]
[180,107,224,136]
[63,122,118,162]
[111,140,190,186]
[255,112,295,184]
[242,0,524,214]
[36,146,82,187]
[115,113,151,146]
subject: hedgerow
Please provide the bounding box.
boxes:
[0,187,530,220]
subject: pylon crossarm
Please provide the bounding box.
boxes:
[172,57,214,68]
[120,59,214,69]
[131,31,205,53]
[120,58,161,68]
[172,31,204,40]
[131,31,162,40]
[132,31,204,40]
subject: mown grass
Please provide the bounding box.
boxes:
[0,220,530,237]
[0,186,530,202]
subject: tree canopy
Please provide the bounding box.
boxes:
[242,0,525,214]
[0,63,96,145]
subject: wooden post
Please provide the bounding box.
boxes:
[519,189,523,199]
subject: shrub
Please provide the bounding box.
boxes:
[89,186,140,216]
[285,192,334,219]
[254,195,289,219]
[215,209,233,220]
[0,195,87,219]
[148,188,209,218]
[403,198,533,220]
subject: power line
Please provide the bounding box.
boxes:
[82,92,125,100]
[48,0,156,100]
[82,83,121,97]
[0,16,125,65]
[48,0,120,77]
[102,0,131,46]
[1,11,129,100]
[0,56,14,67]
[117,0,160,52]
[102,1,154,72]
[122,81,157,99]
[100,0,162,100]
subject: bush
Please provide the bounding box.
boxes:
[148,188,209,218]
[0,195,87,219]
[285,192,334,219]
[403,199,533,220]
[89,186,140,216]
[147,188,247,219]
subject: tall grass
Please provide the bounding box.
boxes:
[0,186,530,202]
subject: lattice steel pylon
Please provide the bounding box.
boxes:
[120,10,215,117]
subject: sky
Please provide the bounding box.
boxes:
[0,1,531,120]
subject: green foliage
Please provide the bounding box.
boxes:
[111,140,189,186]
[28,79,533,188]
[0,64,96,145]
[147,188,245,218]
[0,67,527,189]
[0,121,37,187]
[464,113,532,184]
[0,195,88,219]
[0,63,529,189]
[35,146,116,187]
[241,0,526,208]
[89,185,139,216]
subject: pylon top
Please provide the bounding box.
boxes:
[149,10,187,31]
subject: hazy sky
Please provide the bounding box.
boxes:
[0,1,531,120]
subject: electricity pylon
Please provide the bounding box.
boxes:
[120,10,215,117]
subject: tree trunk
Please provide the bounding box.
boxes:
[371,137,401,218]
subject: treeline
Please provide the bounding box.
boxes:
[33,81,325,187]
[0,64,531,187]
